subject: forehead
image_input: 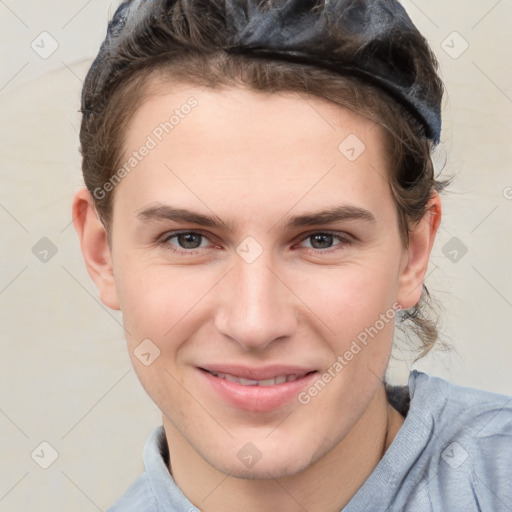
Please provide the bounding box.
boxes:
[116,80,393,223]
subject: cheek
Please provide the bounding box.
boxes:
[115,260,201,411]
[296,258,401,342]
[115,256,209,344]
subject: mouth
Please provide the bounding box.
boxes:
[200,368,316,386]
[197,365,318,412]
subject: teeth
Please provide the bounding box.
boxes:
[238,377,259,386]
[209,371,303,386]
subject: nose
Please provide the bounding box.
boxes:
[214,249,299,351]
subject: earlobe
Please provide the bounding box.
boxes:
[397,193,442,309]
[71,188,121,311]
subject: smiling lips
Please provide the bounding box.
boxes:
[207,371,303,386]
[199,365,318,411]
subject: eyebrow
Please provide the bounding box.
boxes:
[135,203,376,231]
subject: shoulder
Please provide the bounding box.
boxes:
[409,370,512,439]
[408,371,512,509]
[107,472,159,512]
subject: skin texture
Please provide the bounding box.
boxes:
[73,82,441,512]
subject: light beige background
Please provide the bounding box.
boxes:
[1,0,511,510]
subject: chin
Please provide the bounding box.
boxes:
[218,454,313,481]
[199,435,322,480]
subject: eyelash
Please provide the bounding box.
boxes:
[157,230,352,256]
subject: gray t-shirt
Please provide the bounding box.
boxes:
[108,370,512,511]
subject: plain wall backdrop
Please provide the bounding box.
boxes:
[1,0,511,510]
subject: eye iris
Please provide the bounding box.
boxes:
[178,233,201,249]
[311,233,333,249]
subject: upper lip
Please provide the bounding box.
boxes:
[198,364,317,380]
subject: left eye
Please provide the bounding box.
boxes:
[298,232,351,253]
[159,231,351,255]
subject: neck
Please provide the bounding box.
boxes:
[163,383,404,512]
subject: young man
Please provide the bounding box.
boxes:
[72,1,512,510]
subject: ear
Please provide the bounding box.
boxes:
[72,188,121,310]
[397,192,441,309]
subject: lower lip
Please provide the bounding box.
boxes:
[198,369,318,412]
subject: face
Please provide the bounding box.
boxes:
[91,82,427,478]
